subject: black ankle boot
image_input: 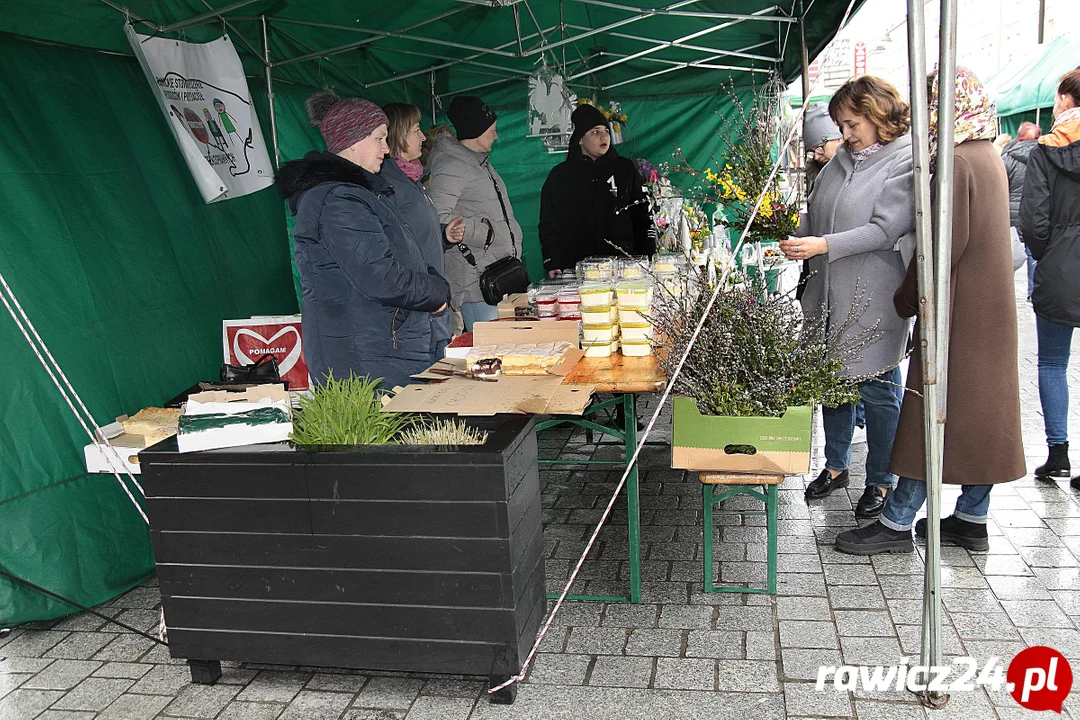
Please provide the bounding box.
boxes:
[1035,443,1070,480]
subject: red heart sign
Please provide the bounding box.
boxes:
[224,318,309,391]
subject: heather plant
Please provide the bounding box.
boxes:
[653,270,882,418]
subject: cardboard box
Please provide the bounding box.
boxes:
[223,315,310,392]
[382,375,594,416]
[84,443,142,474]
[473,320,580,348]
[497,293,529,318]
[671,398,811,474]
[178,385,292,453]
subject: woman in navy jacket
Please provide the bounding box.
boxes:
[276,91,449,391]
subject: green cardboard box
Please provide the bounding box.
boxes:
[671,397,812,474]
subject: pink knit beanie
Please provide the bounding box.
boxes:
[306,90,388,154]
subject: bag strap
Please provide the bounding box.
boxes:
[485,165,516,255]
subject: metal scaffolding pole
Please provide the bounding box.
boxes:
[910,0,957,705]
[262,15,280,169]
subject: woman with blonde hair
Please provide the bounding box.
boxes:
[780,75,915,519]
[379,103,464,356]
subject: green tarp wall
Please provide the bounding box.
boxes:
[1,0,858,626]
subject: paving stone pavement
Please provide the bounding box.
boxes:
[3,275,1080,719]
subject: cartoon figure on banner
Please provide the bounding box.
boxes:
[202,108,227,150]
[181,107,213,160]
[213,98,244,147]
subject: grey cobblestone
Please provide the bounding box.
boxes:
[3,281,1079,718]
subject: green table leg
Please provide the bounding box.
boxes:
[767,484,778,594]
[702,483,715,593]
[623,393,642,604]
[537,392,643,603]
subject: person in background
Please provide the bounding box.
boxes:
[803,102,843,185]
[836,68,1025,555]
[781,76,914,520]
[1020,68,1080,491]
[1002,121,1043,301]
[427,96,524,332]
[421,123,454,177]
[276,91,449,391]
[538,103,655,277]
[380,103,465,358]
[993,133,1013,153]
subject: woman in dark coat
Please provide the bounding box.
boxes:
[836,68,1026,555]
[276,91,449,391]
[1020,68,1080,491]
[380,103,465,357]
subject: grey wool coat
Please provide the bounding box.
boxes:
[798,134,915,379]
[427,136,523,307]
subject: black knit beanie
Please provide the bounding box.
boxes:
[571,104,609,136]
[448,96,498,140]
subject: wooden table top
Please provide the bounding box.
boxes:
[561,353,667,394]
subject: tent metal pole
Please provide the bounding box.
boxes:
[799,0,811,195]
[269,23,371,89]
[262,15,280,169]
[159,0,264,33]
[913,0,957,704]
[97,0,161,32]
[601,60,768,90]
[568,0,793,23]
[567,7,778,80]
[563,23,776,62]
[524,0,703,56]
[431,72,437,125]
[513,4,525,55]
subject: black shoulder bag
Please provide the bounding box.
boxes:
[459,166,529,305]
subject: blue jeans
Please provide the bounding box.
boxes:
[854,401,866,429]
[821,366,903,489]
[880,476,993,530]
[1037,314,1073,445]
[459,301,498,332]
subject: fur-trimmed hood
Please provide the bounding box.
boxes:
[275,151,393,213]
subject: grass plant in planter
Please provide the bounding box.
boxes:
[654,273,879,473]
[140,374,543,703]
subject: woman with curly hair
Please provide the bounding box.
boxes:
[781,76,915,519]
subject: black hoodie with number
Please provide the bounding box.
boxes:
[538,113,655,273]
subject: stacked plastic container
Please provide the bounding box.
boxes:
[578,258,617,357]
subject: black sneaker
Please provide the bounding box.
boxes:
[835,521,913,555]
[1073,476,1080,492]
[914,515,989,552]
[805,469,850,499]
[855,486,887,518]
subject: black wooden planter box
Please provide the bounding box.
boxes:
[139,416,544,704]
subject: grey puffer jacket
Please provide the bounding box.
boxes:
[427,136,523,307]
[798,134,915,379]
[1001,139,1037,227]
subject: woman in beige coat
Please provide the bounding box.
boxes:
[836,68,1026,556]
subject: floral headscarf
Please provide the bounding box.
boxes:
[928,66,997,172]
